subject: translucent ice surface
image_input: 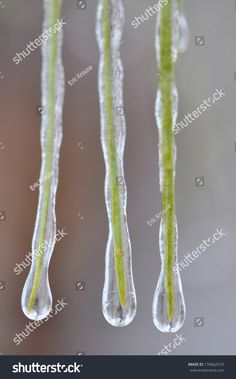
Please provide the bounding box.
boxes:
[96,0,136,327]
[21,0,64,320]
[153,218,186,332]
[153,0,187,332]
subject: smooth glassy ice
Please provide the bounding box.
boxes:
[153,0,188,332]
[96,0,136,327]
[21,0,64,320]
[153,218,186,332]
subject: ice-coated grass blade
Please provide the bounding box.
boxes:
[21,0,64,320]
[96,0,136,327]
[152,0,189,332]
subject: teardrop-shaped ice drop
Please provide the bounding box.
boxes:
[102,220,136,327]
[21,262,52,320]
[152,218,186,332]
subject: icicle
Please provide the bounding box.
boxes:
[96,0,136,327]
[152,0,189,332]
[21,0,64,320]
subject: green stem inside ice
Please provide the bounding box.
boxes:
[159,0,175,321]
[102,0,126,307]
[27,0,61,312]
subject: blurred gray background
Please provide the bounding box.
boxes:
[0,0,235,355]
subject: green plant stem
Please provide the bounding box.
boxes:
[27,0,61,312]
[102,0,126,307]
[159,0,175,321]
